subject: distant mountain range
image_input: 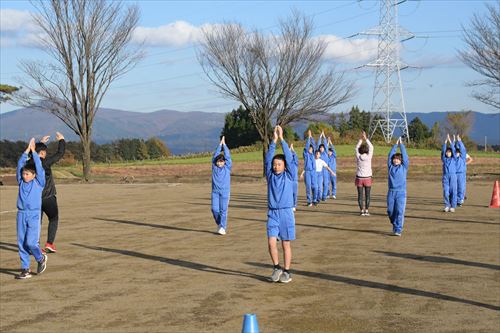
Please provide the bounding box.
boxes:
[0,107,498,154]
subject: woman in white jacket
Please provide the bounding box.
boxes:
[355,131,374,216]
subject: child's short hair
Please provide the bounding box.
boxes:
[328,147,333,152]
[455,147,461,154]
[445,147,452,154]
[272,154,286,167]
[21,160,36,174]
[215,154,226,162]
[309,145,314,150]
[319,144,325,150]
[35,142,48,153]
[358,143,369,155]
[392,153,402,162]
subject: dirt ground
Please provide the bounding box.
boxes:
[0,179,499,333]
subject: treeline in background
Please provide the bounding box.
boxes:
[0,137,170,168]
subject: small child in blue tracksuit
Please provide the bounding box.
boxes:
[442,134,458,212]
[16,138,48,279]
[266,125,296,284]
[211,136,232,235]
[301,130,316,207]
[327,137,337,199]
[454,135,468,206]
[318,131,330,201]
[387,137,409,236]
[290,144,299,211]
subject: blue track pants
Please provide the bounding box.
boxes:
[387,190,406,234]
[211,191,230,229]
[17,210,43,269]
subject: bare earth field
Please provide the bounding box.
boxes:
[0,178,499,332]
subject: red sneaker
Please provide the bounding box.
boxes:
[45,242,57,253]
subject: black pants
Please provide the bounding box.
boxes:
[357,186,371,210]
[41,196,59,244]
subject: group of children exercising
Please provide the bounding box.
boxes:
[15,126,469,283]
[210,126,471,283]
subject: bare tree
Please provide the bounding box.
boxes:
[17,0,143,181]
[458,3,500,109]
[198,12,355,173]
[444,111,474,139]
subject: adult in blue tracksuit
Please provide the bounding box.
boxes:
[387,138,409,236]
[266,125,296,283]
[442,134,458,212]
[454,135,467,206]
[16,138,48,279]
[327,136,337,199]
[211,136,232,235]
[318,132,330,201]
[290,144,299,210]
[302,130,316,206]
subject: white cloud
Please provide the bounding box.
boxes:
[0,9,43,48]
[0,9,36,32]
[133,21,208,47]
[318,35,379,63]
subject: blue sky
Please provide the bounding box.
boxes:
[0,0,498,115]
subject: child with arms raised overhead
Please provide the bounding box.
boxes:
[15,138,48,279]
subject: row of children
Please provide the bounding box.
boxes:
[441,134,473,212]
[15,133,66,279]
[211,126,411,283]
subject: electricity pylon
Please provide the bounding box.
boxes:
[360,0,414,142]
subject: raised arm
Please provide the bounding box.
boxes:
[265,127,279,178]
[388,144,398,168]
[366,138,374,158]
[44,132,66,166]
[400,142,409,168]
[16,139,33,184]
[32,151,46,187]
[212,138,223,163]
[441,142,447,162]
[457,136,466,160]
[222,143,232,169]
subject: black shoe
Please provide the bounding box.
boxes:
[16,269,32,280]
[37,253,48,274]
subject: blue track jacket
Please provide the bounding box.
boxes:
[17,152,46,210]
[442,143,457,175]
[212,144,232,193]
[388,144,409,191]
[266,141,295,209]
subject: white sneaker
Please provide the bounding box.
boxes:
[444,207,450,212]
[217,227,226,235]
[364,210,370,216]
[394,232,401,237]
[449,208,455,213]
[332,195,336,199]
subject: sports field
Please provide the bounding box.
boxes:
[0,178,498,332]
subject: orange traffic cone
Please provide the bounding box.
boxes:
[489,180,500,208]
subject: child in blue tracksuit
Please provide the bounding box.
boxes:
[327,137,337,199]
[442,134,458,212]
[301,130,316,207]
[16,138,48,279]
[211,136,232,235]
[266,125,296,284]
[318,131,330,201]
[454,135,467,206]
[387,137,409,236]
[290,144,299,211]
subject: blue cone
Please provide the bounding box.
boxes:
[241,313,259,333]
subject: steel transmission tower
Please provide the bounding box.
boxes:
[361,0,414,142]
